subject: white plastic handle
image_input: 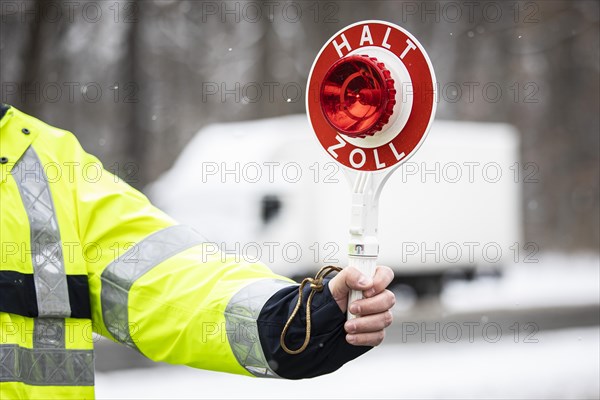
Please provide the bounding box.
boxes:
[347,255,377,319]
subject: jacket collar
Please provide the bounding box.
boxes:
[0,105,38,184]
[0,104,10,129]
[0,103,9,120]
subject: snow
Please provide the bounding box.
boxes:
[442,253,600,312]
[95,326,599,400]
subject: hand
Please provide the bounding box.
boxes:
[328,266,395,347]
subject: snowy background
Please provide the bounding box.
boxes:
[96,327,599,399]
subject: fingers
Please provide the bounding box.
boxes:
[346,330,386,347]
[365,266,395,298]
[344,301,394,347]
[341,266,374,291]
[328,266,374,312]
[344,310,393,334]
[348,289,396,316]
[338,266,395,347]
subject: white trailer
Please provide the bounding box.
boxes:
[148,115,522,295]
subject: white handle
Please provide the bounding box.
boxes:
[347,255,377,319]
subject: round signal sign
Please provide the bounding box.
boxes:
[307,20,437,171]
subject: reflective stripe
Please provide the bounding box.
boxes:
[34,318,65,349]
[11,146,71,318]
[100,225,204,350]
[7,146,93,388]
[224,279,293,378]
[0,344,94,386]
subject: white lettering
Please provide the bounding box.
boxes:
[373,148,386,169]
[400,39,417,59]
[333,33,352,58]
[389,142,405,161]
[382,27,392,49]
[349,148,367,168]
[359,25,374,46]
[327,135,346,158]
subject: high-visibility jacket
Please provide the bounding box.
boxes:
[0,105,368,399]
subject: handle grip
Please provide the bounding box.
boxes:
[347,255,377,320]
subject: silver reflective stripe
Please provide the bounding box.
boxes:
[34,318,65,349]
[100,225,204,350]
[224,279,294,378]
[11,146,71,318]
[0,344,94,386]
[9,146,93,387]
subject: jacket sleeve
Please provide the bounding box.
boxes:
[62,131,367,378]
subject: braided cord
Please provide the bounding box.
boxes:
[280,265,342,355]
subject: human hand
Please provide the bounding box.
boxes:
[328,266,395,346]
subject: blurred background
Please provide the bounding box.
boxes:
[1,0,598,399]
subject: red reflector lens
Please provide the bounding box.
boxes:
[320,55,395,138]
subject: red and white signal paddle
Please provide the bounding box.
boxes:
[306,20,437,319]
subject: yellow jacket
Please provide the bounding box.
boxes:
[0,105,367,399]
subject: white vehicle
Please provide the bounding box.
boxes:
[148,115,522,296]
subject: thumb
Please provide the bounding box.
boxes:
[328,267,373,313]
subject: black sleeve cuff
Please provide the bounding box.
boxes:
[256,278,371,379]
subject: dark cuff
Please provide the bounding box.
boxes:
[257,278,371,379]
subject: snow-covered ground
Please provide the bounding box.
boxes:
[95,326,599,399]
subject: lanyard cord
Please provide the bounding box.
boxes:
[280,265,342,355]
